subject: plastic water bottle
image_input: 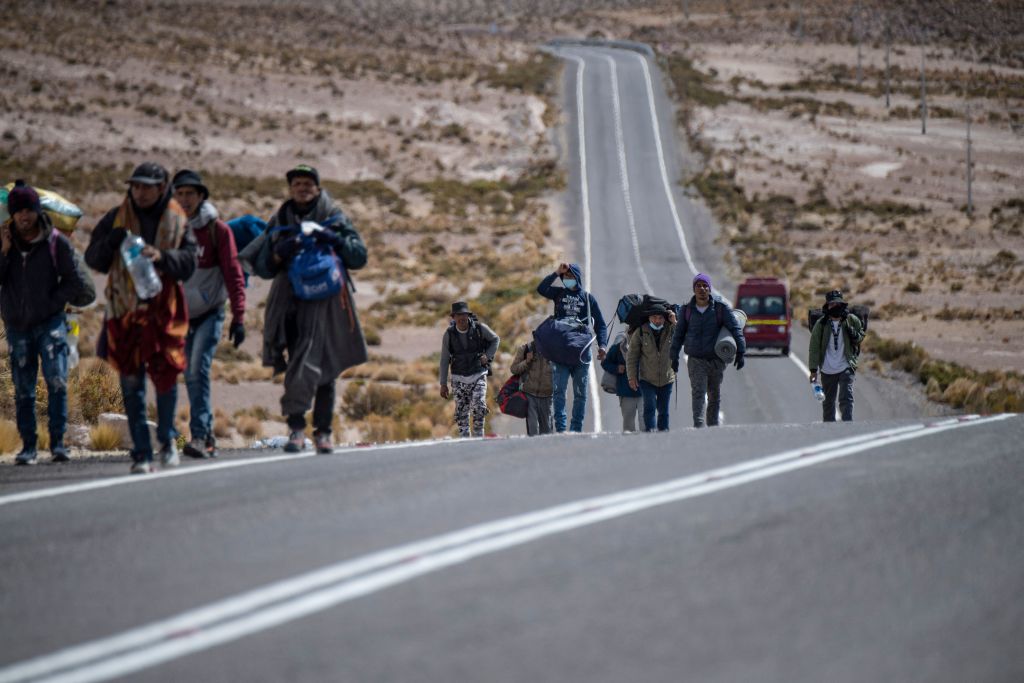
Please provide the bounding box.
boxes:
[120,234,162,300]
[66,314,80,369]
[812,380,825,403]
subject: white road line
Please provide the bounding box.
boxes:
[565,53,603,435]
[0,414,1011,683]
[0,437,480,509]
[604,54,655,296]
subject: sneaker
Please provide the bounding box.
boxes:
[205,435,218,458]
[183,438,208,459]
[314,431,333,455]
[130,461,154,475]
[15,448,38,466]
[51,443,70,463]
[159,441,180,468]
[283,430,305,453]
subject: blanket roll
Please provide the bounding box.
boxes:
[714,309,747,363]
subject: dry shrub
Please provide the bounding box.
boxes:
[213,408,232,438]
[0,419,20,454]
[68,358,123,424]
[359,414,435,443]
[35,429,50,451]
[234,405,272,421]
[89,423,123,451]
[236,416,264,440]
[341,382,408,420]
[941,377,984,410]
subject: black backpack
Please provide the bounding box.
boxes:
[47,231,95,308]
[809,305,869,355]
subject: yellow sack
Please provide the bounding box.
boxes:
[1,182,83,234]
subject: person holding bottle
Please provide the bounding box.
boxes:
[0,181,87,465]
[85,162,197,473]
[808,290,864,422]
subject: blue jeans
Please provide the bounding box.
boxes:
[120,365,177,463]
[640,380,673,432]
[185,308,224,440]
[552,361,589,432]
[7,313,68,448]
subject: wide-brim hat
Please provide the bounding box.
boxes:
[451,301,472,315]
[824,289,846,305]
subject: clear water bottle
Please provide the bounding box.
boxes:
[66,314,80,369]
[120,234,162,300]
[812,380,825,403]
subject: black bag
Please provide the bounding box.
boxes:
[533,316,594,367]
[48,232,95,308]
[617,293,671,329]
[497,375,529,418]
[808,305,869,356]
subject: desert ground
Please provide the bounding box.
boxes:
[1,0,1021,458]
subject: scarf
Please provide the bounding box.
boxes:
[102,195,189,392]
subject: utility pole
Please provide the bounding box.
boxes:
[795,0,804,42]
[966,104,974,217]
[885,23,891,108]
[920,45,927,134]
[855,0,863,88]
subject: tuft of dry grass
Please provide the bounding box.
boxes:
[235,416,264,440]
[0,419,21,454]
[68,358,123,424]
[213,408,232,438]
[89,423,123,451]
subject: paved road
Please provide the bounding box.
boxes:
[1,44,1020,683]
[549,44,927,432]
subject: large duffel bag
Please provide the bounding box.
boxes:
[533,316,594,367]
[497,374,528,418]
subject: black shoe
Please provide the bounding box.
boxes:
[283,430,305,453]
[183,438,208,459]
[15,448,38,466]
[51,442,70,463]
[314,431,332,454]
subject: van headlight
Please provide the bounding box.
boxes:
[778,326,787,334]
[745,326,758,334]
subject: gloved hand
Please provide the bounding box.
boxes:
[313,229,343,248]
[108,227,128,248]
[229,322,246,348]
[273,234,302,261]
[734,352,745,370]
[671,359,679,374]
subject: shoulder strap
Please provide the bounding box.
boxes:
[716,302,725,326]
[209,218,219,257]
[48,231,59,269]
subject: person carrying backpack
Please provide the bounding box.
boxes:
[600,330,642,432]
[808,289,864,422]
[670,273,746,428]
[510,339,553,436]
[439,301,499,438]
[627,303,677,432]
[1,181,88,464]
[536,262,608,433]
[85,162,198,473]
[254,165,368,454]
[172,169,247,459]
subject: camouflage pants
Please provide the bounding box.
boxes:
[453,377,488,437]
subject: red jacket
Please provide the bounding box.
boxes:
[193,219,246,324]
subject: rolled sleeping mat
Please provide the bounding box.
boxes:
[714,309,747,363]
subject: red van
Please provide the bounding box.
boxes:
[735,277,792,355]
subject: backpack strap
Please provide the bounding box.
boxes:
[48,230,59,269]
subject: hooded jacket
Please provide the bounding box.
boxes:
[670,294,745,363]
[600,335,641,398]
[510,340,553,398]
[536,263,608,360]
[0,213,82,331]
[184,200,246,324]
[627,322,677,388]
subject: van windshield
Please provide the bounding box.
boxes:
[739,295,786,317]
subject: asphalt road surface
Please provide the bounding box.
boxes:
[1,44,1021,683]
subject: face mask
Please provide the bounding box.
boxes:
[649,322,663,331]
[562,278,577,289]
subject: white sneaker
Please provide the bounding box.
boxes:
[159,442,180,468]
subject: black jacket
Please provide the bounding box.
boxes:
[0,214,82,331]
[85,189,197,282]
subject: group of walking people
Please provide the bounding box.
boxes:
[2,162,367,473]
[439,265,753,438]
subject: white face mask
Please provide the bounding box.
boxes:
[561,277,577,289]
[649,322,663,331]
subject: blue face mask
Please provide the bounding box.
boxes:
[649,322,663,331]
[561,278,577,289]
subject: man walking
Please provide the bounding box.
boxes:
[257,165,368,453]
[1,181,86,464]
[85,162,197,473]
[172,169,247,459]
[808,289,864,422]
[627,303,677,432]
[670,273,746,428]
[536,263,608,432]
[439,301,499,438]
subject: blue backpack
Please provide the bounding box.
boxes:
[272,224,346,301]
[227,214,267,287]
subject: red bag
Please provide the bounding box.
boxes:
[497,374,529,418]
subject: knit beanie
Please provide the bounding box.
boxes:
[7,180,41,215]
[693,273,712,290]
